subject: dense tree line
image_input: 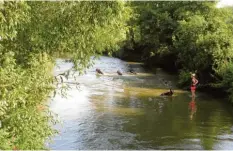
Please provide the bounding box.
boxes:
[121,1,233,100]
[0,1,130,149]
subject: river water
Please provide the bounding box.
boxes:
[48,56,233,150]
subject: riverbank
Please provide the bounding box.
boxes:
[112,49,229,100]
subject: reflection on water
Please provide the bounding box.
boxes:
[48,56,233,150]
[189,97,197,120]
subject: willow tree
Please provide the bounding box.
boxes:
[0,1,131,149]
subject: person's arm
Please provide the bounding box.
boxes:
[194,79,198,85]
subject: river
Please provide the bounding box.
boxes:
[48,56,233,150]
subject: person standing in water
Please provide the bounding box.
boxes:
[191,73,198,98]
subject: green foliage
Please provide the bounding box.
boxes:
[177,70,191,88]
[2,1,233,149]
[10,1,130,70]
[174,4,233,72]
[0,52,56,149]
[125,1,233,102]
[0,1,130,149]
[216,62,233,102]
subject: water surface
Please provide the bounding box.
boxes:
[49,56,233,150]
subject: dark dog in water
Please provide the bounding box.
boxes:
[160,89,174,96]
[96,68,104,75]
[117,70,123,75]
[129,69,137,74]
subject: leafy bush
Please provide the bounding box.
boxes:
[177,70,191,88]
[217,62,233,102]
[0,52,57,149]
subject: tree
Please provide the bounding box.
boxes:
[0,1,131,149]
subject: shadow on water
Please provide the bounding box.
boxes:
[49,56,233,150]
